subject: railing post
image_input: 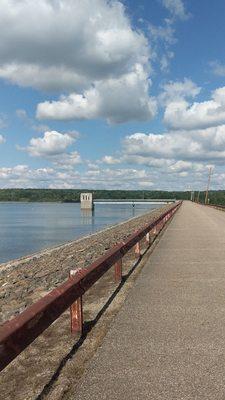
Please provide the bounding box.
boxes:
[70,270,83,335]
[114,258,122,282]
[135,241,141,257]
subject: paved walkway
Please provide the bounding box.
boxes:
[72,201,225,399]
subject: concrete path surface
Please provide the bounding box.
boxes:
[71,201,225,399]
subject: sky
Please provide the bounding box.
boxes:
[1,0,225,191]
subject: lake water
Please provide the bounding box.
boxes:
[0,202,165,263]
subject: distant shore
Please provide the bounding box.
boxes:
[0,188,187,202]
[0,188,224,205]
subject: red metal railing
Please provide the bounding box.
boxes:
[0,202,181,372]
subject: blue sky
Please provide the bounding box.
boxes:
[1,0,225,190]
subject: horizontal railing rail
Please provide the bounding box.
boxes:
[196,202,225,210]
[0,201,181,372]
[208,204,225,209]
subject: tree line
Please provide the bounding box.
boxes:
[0,188,224,205]
[0,188,189,202]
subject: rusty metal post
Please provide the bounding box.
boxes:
[114,258,122,282]
[135,241,141,257]
[70,270,83,335]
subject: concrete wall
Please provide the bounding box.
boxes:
[80,192,93,209]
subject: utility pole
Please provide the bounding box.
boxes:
[205,167,213,204]
[197,191,200,203]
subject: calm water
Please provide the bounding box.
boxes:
[0,202,164,263]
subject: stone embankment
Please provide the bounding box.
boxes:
[0,203,173,323]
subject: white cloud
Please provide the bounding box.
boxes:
[101,156,121,165]
[123,154,171,168]
[149,21,176,45]
[82,168,154,189]
[0,0,148,90]
[51,151,82,169]
[209,61,225,77]
[161,0,190,20]
[0,0,155,124]
[149,1,189,74]
[0,64,88,92]
[53,167,154,189]
[164,86,225,130]
[0,164,155,190]
[124,125,225,164]
[159,52,174,72]
[36,64,156,123]
[19,130,82,168]
[16,109,27,119]
[0,161,221,191]
[0,135,5,144]
[0,114,7,130]
[16,108,49,133]
[168,160,205,173]
[0,165,56,188]
[148,18,176,73]
[159,78,201,106]
[25,131,75,157]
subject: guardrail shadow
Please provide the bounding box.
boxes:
[35,245,151,399]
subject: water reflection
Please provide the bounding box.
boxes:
[81,209,94,227]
